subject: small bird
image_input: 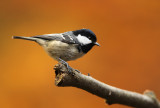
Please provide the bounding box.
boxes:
[13,29,100,72]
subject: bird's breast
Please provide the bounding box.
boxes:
[43,40,84,61]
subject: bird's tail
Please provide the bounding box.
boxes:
[12,36,37,41]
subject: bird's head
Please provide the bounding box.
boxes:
[73,29,100,46]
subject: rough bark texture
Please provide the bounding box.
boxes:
[54,64,160,108]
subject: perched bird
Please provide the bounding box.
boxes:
[13,29,100,71]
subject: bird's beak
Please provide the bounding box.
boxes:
[94,42,100,46]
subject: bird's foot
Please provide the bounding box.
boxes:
[58,58,73,74]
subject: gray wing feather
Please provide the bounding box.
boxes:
[32,33,80,44]
[32,34,62,41]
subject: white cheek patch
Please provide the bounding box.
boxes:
[77,34,92,45]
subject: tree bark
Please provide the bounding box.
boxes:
[54,64,160,108]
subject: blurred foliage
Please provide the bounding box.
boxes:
[0,0,160,108]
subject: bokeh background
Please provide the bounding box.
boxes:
[0,0,160,108]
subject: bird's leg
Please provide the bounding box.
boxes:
[58,58,73,74]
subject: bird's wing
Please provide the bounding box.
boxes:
[32,33,80,44]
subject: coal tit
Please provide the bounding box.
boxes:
[13,29,100,70]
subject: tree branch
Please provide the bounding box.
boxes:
[54,64,160,108]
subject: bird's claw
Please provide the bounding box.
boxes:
[58,58,73,74]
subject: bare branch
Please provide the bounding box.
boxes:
[54,64,160,108]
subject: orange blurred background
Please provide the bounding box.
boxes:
[0,0,160,108]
